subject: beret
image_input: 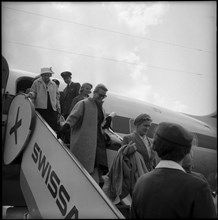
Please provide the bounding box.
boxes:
[156,122,193,147]
[134,113,152,126]
[61,71,72,78]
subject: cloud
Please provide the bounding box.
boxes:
[114,2,170,34]
[114,51,152,101]
[130,65,149,84]
[116,51,148,82]
[117,51,140,64]
[123,83,153,102]
[152,92,166,107]
[171,100,188,113]
[151,93,188,113]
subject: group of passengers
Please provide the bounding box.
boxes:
[26,68,91,132]
[26,67,217,218]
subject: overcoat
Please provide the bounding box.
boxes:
[65,97,107,173]
[60,82,80,117]
[131,168,216,218]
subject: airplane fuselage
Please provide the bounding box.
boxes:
[2,67,217,218]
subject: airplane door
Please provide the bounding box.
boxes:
[2,55,9,109]
[2,58,27,208]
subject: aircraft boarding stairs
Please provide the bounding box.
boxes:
[2,94,130,219]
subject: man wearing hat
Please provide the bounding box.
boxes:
[60,71,81,119]
[26,67,60,131]
[131,122,216,218]
[122,113,156,171]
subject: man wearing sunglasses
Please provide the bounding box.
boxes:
[57,83,110,186]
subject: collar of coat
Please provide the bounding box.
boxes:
[37,77,54,87]
[156,160,185,172]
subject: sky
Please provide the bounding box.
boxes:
[2,1,216,116]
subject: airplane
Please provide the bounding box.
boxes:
[185,111,217,131]
[2,55,217,218]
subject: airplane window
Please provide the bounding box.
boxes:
[112,116,129,134]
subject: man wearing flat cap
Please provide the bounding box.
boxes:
[122,113,156,171]
[131,122,216,218]
[60,71,81,119]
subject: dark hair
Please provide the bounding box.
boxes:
[52,79,60,86]
[152,133,191,162]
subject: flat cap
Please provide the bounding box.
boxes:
[61,71,72,78]
[134,113,152,126]
[156,122,193,147]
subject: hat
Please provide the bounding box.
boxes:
[156,122,193,147]
[41,67,53,75]
[134,113,152,126]
[61,71,72,78]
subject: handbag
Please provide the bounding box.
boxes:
[103,128,122,146]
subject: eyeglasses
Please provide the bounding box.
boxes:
[98,94,107,99]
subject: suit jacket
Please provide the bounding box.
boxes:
[122,132,156,171]
[60,82,80,117]
[131,168,217,218]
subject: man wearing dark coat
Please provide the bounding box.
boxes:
[60,71,81,119]
[131,122,216,218]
